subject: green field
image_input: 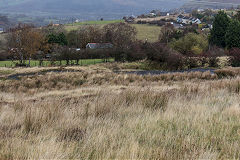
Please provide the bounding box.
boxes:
[0,33,6,43]
[0,59,114,67]
[132,24,161,42]
[65,20,124,31]
[65,20,161,42]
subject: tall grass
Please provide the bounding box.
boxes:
[1,66,240,159]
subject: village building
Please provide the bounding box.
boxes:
[182,16,191,24]
[177,15,202,24]
[75,19,80,23]
[86,43,113,49]
[189,17,202,24]
[149,13,157,17]
[177,14,184,23]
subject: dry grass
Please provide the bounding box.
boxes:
[1,65,240,159]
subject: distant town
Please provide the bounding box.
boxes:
[122,7,240,32]
[1,5,240,32]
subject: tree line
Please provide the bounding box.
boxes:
[1,11,240,69]
[4,23,137,66]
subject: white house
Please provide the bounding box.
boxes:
[177,15,201,25]
[149,13,157,17]
[0,28,3,34]
[177,15,184,23]
[75,19,80,23]
[191,18,202,24]
[182,17,191,24]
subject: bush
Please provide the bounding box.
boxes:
[227,48,240,67]
[166,52,184,70]
[145,42,184,70]
[145,42,172,63]
[171,33,208,55]
[114,41,146,62]
[201,46,226,67]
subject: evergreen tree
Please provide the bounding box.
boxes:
[225,19,240,49]
[209,11,230,48]
[58,32,68,46]
[48,32,68,46]
[48,33,58,44]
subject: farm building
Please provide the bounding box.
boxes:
[86,43,113,49]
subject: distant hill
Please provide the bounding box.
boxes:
[0,0,186,20]
[182,0,240,11]
[208,0,240,3]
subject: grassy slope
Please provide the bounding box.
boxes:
[65,21,161,42]
[132,24,161,42]
[64,20,124,31]
[1,65,240,159]
[0,34,6,44]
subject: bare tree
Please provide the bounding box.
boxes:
[159,24,176,44]
[103,23,137,50]
[7,24,45,66]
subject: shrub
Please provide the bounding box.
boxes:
[145,42,172,63]
[114,41,146,62]
[227,48,240,67]
[144,42,184,70]
[171,33,208,55]
[166,52,184,70]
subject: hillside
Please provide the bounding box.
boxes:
[0,0,185,20]
[182,0,240,10]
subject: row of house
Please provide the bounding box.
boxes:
[177,15,202,24]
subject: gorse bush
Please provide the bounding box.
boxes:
[171,33,208,55]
